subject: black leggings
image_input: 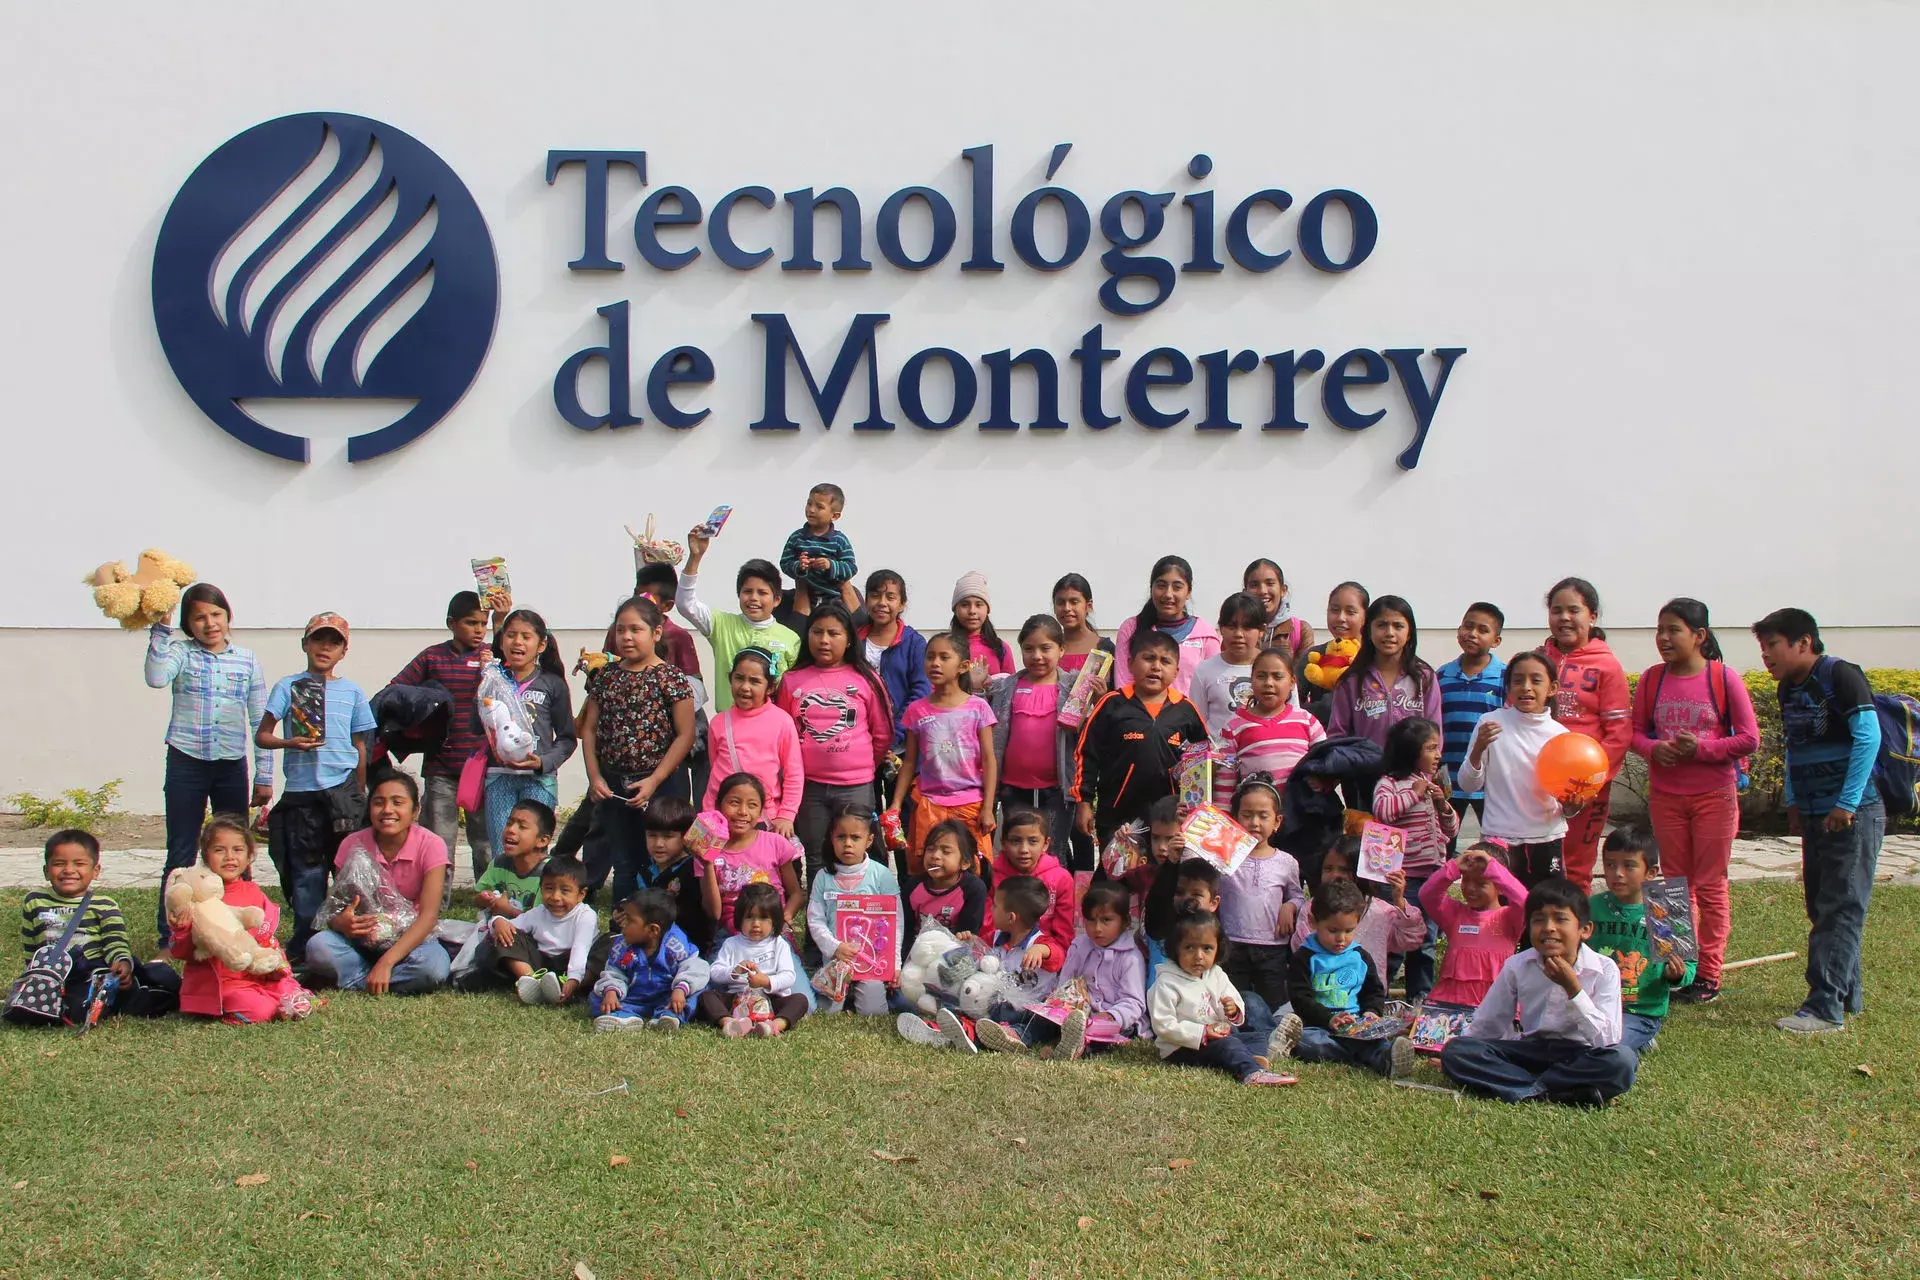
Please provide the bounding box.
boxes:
[697,988,808,1028]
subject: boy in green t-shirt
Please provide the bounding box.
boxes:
[1591,826,1694,1054]
[474,800,556,921]
[678,524,799,710]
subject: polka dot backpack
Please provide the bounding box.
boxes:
[3,889,92,1026]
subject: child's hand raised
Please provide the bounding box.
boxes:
[1385,868,1408,908]
[686,525,711,556]
[1457,849,1489,879]
[1468,720,1501,768]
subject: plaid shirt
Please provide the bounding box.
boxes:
[145,624,271,784]
[388,639,489,776]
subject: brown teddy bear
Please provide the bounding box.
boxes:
[85,548,195,629]
[162,866,288,975]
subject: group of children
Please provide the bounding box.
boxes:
[70,481,1884,1099]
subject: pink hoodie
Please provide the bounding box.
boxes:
[989,849,1076,970]
[705,701,804,822]
[1417,857,1528,1008]
[1113,615,1223,698]
[777,665,892,787]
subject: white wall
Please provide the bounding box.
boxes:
[2,1,1917,806]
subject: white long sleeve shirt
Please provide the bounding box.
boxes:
[506,902,600,983]
[710,933,799,997]
[1455,706,1569,843]
[1146,962,1246,1056]
[1467,944,1622,1047]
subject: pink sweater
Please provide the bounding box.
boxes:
[1112,615,1222,698]
[1417,858,1528,1008]
[776,665,892,787]
[1630,663,1761,795]
[989,849,1076,968]
[705,701,804,822]
[1371,775,1462,875]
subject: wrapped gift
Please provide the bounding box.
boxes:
[1179,805,1258,877]
[1057,651,1113,731]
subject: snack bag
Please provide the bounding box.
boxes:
[470,557,511,612]
[698,505,733,538]
[731,989,774,1026]
[1178,805,1258,876]
[1644,875,1698,964]
[1057,651,1113,731]
[877,809,909,854]
[287,675,326,740]
[811,957,852,1003]
[687,810,730,859]
[1099,821,1147,879]
[315,848,419,948]
[1356,820,1406,883]
[627,514,686,567]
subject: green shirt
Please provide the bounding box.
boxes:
[476,861,545,912]
[1589,891,1696,1017]
[21,889,132,966]
[706,612,799,712]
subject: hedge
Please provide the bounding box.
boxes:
[1612,667,1920,824]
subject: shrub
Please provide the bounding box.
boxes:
[5,779,123,830]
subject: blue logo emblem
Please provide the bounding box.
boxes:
[152,112,498,462]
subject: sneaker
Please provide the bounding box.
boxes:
[1389,1036,1415,1080]
[537,971,565,1004]
[648,1014,681,1032]
[1674,980,1721,1005]
[1266,1013,1304,1063]
[936,1007,978,1054]
[753,1020,781,1037]
[1056,1008,1090,1061]
[594,1013,645,1033]
[722,1017,752,1038]
[1244,1070,1300,1087]
[1775,1010,1845,1035]
[515,973,546,1005]
[896,1012,949,1048]
[975,1019,1027,1054]
[1644,1037,1660,1054]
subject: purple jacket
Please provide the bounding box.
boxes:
[1327,665,1442,749]
[1052,932,1149,1037]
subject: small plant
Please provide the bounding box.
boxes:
[5,778,123,830]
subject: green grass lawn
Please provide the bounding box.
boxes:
[1,884,1915,1280]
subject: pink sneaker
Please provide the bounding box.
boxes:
[754,1020,781,1037]
[1244,1070,1299,1087]
[722,1017,751,1038]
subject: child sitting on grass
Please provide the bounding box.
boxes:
[975,881,1146,1060]
[23,829,179,1022]
[1291,838,1426,987]
[1417,840,1530,1010]
[592,889,710,1033]
[472,800,554,924]
[1147,908,1295,1087]
[636,795,713,954]
[908,875,1064,1053]
[989,806,1075,970]
[900,820,989,956]
[169,816,312,1024]
[702,884,807,1037]
[1591,826,1693,1053]
[464,858,599,1005]
[1440,877,1636,1106]
[1267,878,1413,1079]
[806,805,902,1016]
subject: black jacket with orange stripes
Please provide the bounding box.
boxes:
[1071,687,1208,837]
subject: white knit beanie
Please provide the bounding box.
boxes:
[951,570,990,609]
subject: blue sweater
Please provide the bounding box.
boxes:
[867,625,930,752]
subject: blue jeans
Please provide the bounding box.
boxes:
[1234,992,1278,1055]
[161,747,250,945]
[483,770,558,861]
[1800,799,1883,1022]
[1620,1012,1662,1054]
[1164,1036,1263,1082]
[1293,1025,1397,1075]
[304,930,451,994]
[1440,1035,1637,1103]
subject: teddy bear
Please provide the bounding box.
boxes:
[1303,635,1361,691]
[898,925,960,1015]
[84,548,195,629]
[162,866,288,975]
[479,693,537,764]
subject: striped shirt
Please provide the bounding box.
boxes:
[388,640,490,777]
[144,624,271,784]
[1437,655,1506,800]
[1214,703,1326,801]
[21,889,132,966]
[779,525,857,592]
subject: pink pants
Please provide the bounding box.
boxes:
[220,972,308,1023]
[1647,785,1738,983]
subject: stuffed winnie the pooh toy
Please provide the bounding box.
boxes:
[163,866,288,975]
[1303,636,1361,691]
[85,548,195,629]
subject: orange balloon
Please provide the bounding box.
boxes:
[1535,732,1611,804]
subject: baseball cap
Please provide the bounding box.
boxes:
[302,612,350,643]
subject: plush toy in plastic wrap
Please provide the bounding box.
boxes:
[477,663,536,764]
[898,925,1024,1017]
[1100,821,1147,879]
[315,848,419,948]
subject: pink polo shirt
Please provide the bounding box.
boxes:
[334,825,451,908]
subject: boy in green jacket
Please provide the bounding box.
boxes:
[1591,826,1694,1053]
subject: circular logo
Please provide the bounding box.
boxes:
[152,112,498,462]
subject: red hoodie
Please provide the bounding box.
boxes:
[1544,637,1632,776]
[988,849,1074,972]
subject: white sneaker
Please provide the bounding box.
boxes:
[896,1012,949,1048]
[649,1014,681,1032]
[936,1007,978,1054]
[1057,1008,1090,1062]
[1266,1013,1304,1062]
[537,971,565,1004]
[1389,1036,1415,1079]
[593,1013,645,1033]
[975,1019,1026,1054]
[515,974,545,1006]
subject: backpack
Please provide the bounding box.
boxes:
[1812,658,1920,818]
[4,889,93,1026]
[1639,661,1751,792]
